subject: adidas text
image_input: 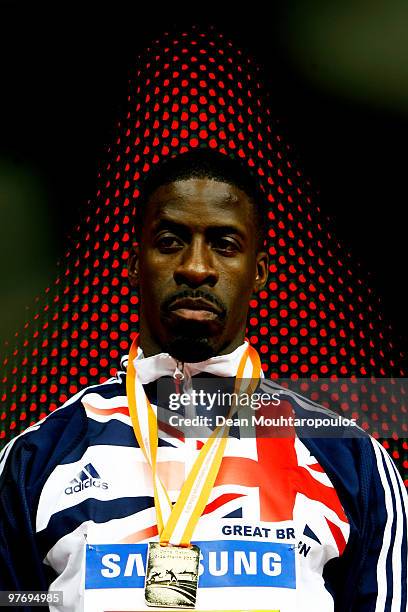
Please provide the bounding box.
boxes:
[65,478,109,495]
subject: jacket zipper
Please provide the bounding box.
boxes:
[173,360,184,394]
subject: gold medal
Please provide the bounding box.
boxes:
[144,542,200,608]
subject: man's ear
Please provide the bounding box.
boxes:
[128,244,140,287]
[253,250,269,292]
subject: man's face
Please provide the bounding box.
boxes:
[129,178,268,361]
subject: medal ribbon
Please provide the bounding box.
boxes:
[126,335,261,547]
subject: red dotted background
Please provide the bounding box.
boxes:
[1,27,407,481]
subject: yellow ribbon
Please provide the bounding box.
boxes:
[126,335,261,547]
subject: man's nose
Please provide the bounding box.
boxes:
[173,237,218,287]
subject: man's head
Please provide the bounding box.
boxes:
[128,149,269,362]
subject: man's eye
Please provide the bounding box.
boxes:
[212,238,240,253]
[155,235,183,251]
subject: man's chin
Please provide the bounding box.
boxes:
[160,315,222,362]
[164,334,217,363]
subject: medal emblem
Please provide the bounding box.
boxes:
[145,542,200,608]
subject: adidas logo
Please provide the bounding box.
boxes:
[64,463,109,495]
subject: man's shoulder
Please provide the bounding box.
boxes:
[259,377,369,439]
[258,377,357,420]
[258,377,377,479]
[257,378,408,529]
[0,370,127,483]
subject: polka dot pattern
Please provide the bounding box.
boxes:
[1,27,407,482]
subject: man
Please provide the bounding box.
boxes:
[0,150,406,612]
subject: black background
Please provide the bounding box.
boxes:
[0,2,406,349]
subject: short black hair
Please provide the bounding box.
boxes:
[135,149,267,250]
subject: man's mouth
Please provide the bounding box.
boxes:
[167,297,222,322]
